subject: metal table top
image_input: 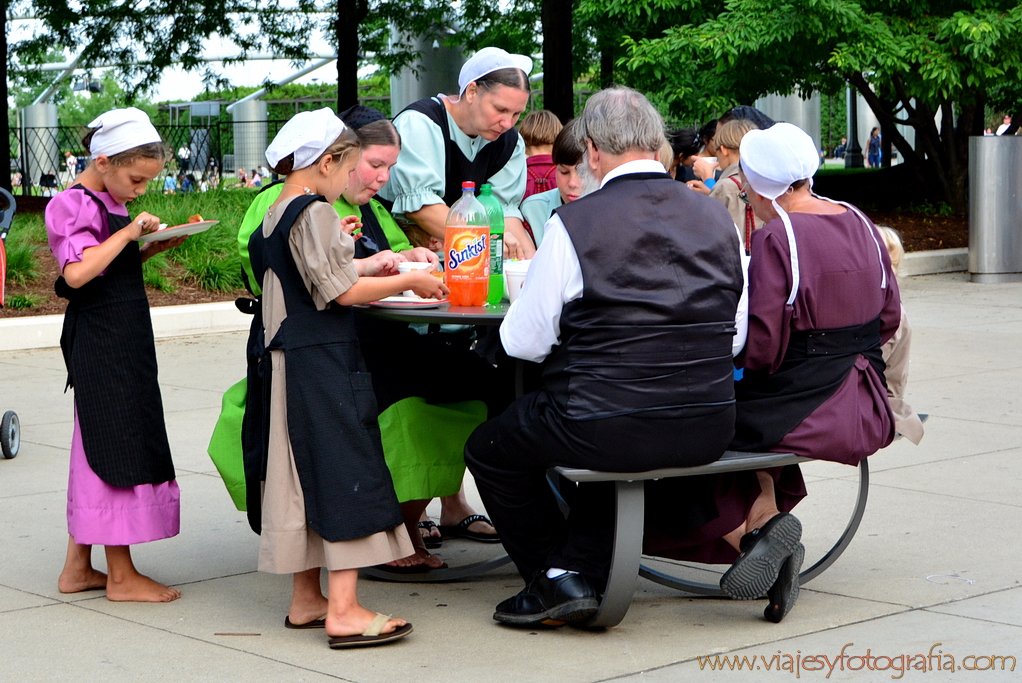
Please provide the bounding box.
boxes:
[358,301,509,326]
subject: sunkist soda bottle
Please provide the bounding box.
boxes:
[477,183,505,305]
[444,181,490,306]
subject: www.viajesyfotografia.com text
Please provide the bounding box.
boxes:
[698,643,1015,678]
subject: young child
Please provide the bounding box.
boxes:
[519,109,562,199]
[877,225,925,444]
[46,107,187,602]
[252,108,446,648]
[519,118,583,246]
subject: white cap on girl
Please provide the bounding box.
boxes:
[87,107,162,159]
[265,108,347,171]
[458,47,533,94]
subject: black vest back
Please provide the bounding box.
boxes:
[544,172,744,419]
[399,97,519,206]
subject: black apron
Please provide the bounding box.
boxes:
[731,317,886,452]
[248,194,404,543]
[56,186,175,487]
[352,202,391,259]
[381,97,518,208]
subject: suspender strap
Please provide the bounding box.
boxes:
[248,194,328,318]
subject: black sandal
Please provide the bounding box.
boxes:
[437,514,501,543]
[417,520,442,549]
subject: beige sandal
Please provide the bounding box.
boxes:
[327,613,413,649]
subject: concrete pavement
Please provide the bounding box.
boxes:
[1,272,1020,682]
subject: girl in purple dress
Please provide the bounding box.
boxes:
[46,108,187,602]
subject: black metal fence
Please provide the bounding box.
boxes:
[8,121,295,195]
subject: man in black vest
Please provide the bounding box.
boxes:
[465,87,748,628]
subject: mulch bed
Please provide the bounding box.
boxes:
[865,210,968,253]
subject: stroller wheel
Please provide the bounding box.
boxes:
[1,411,20,459]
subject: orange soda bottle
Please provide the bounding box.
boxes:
[443,181,490,306]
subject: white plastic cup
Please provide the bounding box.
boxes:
[504,259,532,303]
[398,261,432,296]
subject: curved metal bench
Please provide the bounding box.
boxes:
[361,451,864,598]
[364,418,924,625]
[555,451,867,628]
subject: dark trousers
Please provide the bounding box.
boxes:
[465,389,734,592]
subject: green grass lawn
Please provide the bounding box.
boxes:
[6,185,258,305]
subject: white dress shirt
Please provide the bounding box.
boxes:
[500,159,749,363]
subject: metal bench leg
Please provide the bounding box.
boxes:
[639,458,870,595]
[587,480,644,628]
[798,457,869,583]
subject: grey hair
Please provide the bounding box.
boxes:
[577,87,665,155]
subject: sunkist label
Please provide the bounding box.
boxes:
[445,228,490,277]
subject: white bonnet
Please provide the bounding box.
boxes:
[87,107,162,159]
[739,122,819,200]
[265,108,347,171]
[458,47,533,94]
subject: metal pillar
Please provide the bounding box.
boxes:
[389,28,465,114]
[231,100,268,178]
[20,104,59,194]
[755,92,822,152]
[844,87,864,168]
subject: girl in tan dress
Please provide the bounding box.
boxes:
[254,109,447,648]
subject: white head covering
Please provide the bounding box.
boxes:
[265,108,348,171]
[739,122,820,306]
[87,107,162,159]
[739,122,819,200]
[458,47,533,94]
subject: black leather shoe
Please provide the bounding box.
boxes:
[493,571,599,626]
[720,512,802,600]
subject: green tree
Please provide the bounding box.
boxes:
[620,0,1022,213]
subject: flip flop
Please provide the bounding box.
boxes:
[284,616,326,629]
[328,613,413,649]
[438,514,501,543]
[418,520,443,549]
[374,560,449,575]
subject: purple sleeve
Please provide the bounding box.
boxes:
[44,190,108,271]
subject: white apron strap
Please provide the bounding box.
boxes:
[772,198,800,306]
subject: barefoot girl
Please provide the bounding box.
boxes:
[46,108,186,602]
[252,109,447,648]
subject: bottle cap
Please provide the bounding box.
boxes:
[480,183,493,194]
[462,181,476,190]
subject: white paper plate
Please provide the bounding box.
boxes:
[137,220,219,242]
[368,295,448,309]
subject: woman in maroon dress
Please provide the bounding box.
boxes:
[645,123,900,624]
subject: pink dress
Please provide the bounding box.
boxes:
[46,188,180,546]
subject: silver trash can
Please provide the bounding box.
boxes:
[969,135,1022,283]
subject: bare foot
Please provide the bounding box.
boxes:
[106,573,181,602]
[289,597,329,627]
[326,605,407,638]
[58,567,108,594]
[418,513,442,545]
[386,547,444,569]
